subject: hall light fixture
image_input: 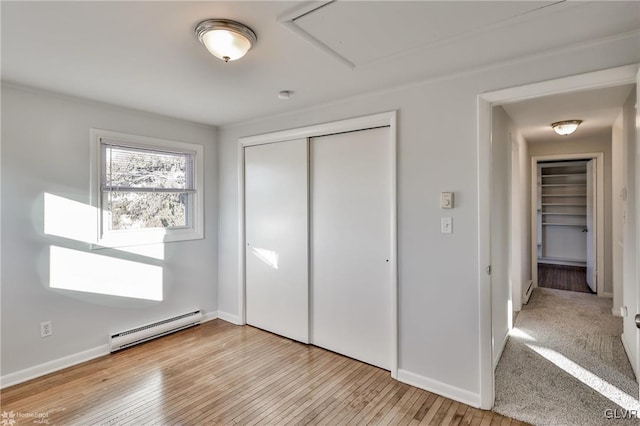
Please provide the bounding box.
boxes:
[195,19,257,63]
[551,120,582,136]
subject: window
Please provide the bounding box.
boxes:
[91,129,203,247]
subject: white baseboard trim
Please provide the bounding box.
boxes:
[600,292,613,298]
[612,306,623,317]
[2,310,220,389]
[200,311,219,323]
[217,311,241,325]
[397,369,480,408]
[493,331,509,370]
[0,344,110,389]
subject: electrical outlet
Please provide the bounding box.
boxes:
[40,321,52,338]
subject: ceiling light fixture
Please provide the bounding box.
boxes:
[195,19,257,63]
[551,120,582,136]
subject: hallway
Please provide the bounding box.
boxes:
[493,288,638,425]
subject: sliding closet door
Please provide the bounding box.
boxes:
[245,139,309,343]
[310,127,392,370]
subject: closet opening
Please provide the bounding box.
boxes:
[534,158,596,294]
[530,153,604,297]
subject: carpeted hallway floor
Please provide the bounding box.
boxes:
[493,287,639,425]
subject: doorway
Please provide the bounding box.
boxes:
[477,64,640,410]
[531,154,604,297]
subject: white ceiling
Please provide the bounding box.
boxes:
[501,84,635,143]
[1,1,639,127]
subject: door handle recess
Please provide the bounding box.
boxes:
[635,314,640,329]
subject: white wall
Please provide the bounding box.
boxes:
[514,132,531,306]
[217,36,638,405]
[528,133,614,295]
[612,112,624,315]
[490,106,531,368]
[1,84,218,379]
[621,88,638,377]
[490,106,512,367]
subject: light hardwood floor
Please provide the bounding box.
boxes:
[1,320,527,425]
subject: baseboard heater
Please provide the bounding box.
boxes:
[110,310,202,352]
[523,280,533,304]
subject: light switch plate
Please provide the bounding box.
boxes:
[440,192,454,209]
[441,217,453,234]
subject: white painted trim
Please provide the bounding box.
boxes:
[493,331,509,371]
[530,153,605,297]
[0,345,110,389]
[237,141,247,325]
[477,64,639,410]
[601,292,613,298]
[1,310,221,389]
[200,311,219,323]
[531,160,539,288]
[239,111,396,147]
[635,68,640,384]
[217,311,241,325]
[482,64,639,105]
[397,369,480,408]
[237,111,398,379]
[621,333,639,381]
[477,96,494,410]
[389,112,399,379]
[89,128,205,248]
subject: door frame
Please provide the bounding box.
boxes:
[477,64,639,409]
[530,153,605,296]
[237,110,398,378]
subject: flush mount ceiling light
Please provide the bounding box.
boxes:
[551,120,582,136]
[195,19,257,63]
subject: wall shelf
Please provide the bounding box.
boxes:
[537,161,588,265]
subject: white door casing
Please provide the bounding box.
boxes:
[477,64,639,409]
[635,68,640,397]
[586,159,596,292]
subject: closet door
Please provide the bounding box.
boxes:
[310,127,392,370]
[245,139,309,343]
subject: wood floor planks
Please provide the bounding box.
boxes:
[537,264,591,293]
[1,320,528,425]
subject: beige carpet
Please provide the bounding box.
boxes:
[493,287,639,425]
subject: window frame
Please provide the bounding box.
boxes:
[90,129,204,248]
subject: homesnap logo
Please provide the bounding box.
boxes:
[1,410,51,425]
[1,411,15,426]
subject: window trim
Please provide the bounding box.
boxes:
[90,129,204,248]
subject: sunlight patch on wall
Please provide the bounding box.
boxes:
[44,193,96,244]
[50,246,163,301]
[44,192,165,260]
